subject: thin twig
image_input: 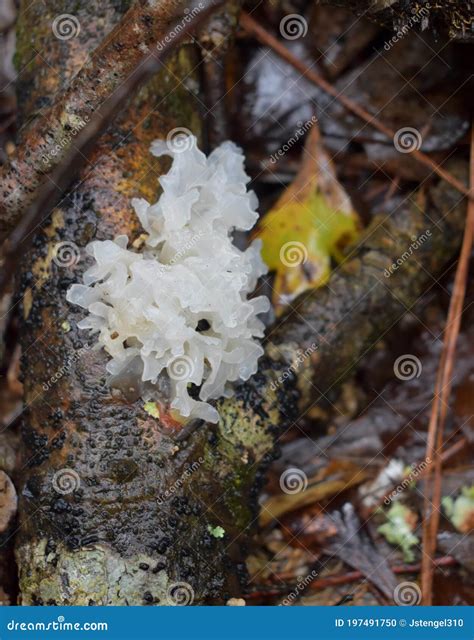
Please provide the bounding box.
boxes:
[246,556,457,600]
[0,0,225,296]
[420,123,474,605]
[239,12,470,199]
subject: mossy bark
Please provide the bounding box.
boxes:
[13,0,469,606]
[0,0,188,238]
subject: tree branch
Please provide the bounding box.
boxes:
[0,0,213,240]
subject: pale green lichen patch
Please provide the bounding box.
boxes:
[144,401,160,419]
[378,503,419,562]
[16,539,176,605]
[217,389,277,462]
[61,320,71,332]
[207,525,225,538]
[442,485,474,533]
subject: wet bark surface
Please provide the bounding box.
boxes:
[15,0,246,606]
[0,0,186,238]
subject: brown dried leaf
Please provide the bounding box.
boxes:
[261,460,368,526]
[325,503,398,601]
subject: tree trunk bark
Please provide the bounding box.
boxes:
[15,0,235,606]
[0,0,189,238]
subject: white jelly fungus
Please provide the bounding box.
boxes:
[67,135,269,422]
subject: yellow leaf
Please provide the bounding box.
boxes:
[255,124,360,313]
